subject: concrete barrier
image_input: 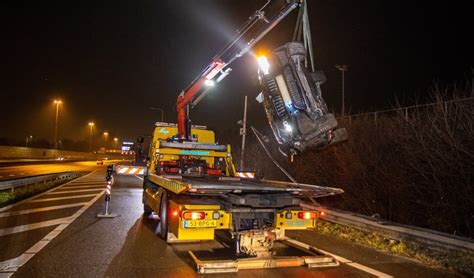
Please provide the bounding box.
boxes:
[0,145,129,161]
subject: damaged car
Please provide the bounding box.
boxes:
[256,41,347,156]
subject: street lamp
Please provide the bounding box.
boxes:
[335,64,348,116]
[25,135,33,147]
[113,137,118,149]
[150,107,164,122]
[53,100,62,149]
[88,122,94,153]
[103,132,108,149]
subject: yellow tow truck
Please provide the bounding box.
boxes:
[113,0,346,273]
[139,122,343,273]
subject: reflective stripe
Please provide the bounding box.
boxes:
[115,166,146,175]
[118,167,127,174]
[236,172,255,178]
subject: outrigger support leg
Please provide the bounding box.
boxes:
[189,237,339,274]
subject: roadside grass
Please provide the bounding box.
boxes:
[0,175,82,208]
[316,220,474,276]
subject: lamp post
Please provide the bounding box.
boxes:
[53,100,62,149]
[150,107,164,122]
[25,135,33,147]
[103,132,108,150]
[88,122,94,153]
[335,65,348,116]
[113,137,118,149]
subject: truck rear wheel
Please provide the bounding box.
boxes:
[156,190,168,239]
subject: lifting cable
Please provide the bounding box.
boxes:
[250,126,297,183]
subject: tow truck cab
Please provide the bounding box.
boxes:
[148,122,236,178]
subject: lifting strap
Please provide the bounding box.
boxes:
[292,1,315,72]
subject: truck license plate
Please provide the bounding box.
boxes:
[183,220,217,228]
[287,219,311,227]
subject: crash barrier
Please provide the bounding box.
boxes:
[97,165,117,218]
[301,203,474,253]
[0,172,82,193]
[0,145,131,161]
[114,165,146,175]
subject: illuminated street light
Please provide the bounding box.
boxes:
[103,132,108,149]
[25,135,33,147]
[88,122,94,153]
[113,137,118,149]
[53,100,62,150]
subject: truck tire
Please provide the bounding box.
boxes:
[156,190,168,239]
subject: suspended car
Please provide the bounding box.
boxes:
[257,41,347,156]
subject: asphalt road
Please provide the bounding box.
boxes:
[0,170,462,277]
[0,161,120,181]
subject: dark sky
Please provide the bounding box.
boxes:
[1,0,472,143]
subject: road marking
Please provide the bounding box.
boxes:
[284,238,393,277]
[0,217,73,237]
[0,203,87,218]
[59,184,104,190]
[0,190,104,276]
[28,194,97,203]
[47,188,103,195]
[135,175,143,181]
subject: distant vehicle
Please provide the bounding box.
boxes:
[96,160,104,165]
[55,157,64,161]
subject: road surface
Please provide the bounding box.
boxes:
[0,170,462,277]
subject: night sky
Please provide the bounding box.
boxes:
[1,0,472,144]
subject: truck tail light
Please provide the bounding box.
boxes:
[182,211,206,220]
[298,211,316,220]
[171,209,180,218]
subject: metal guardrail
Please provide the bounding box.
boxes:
[0,172,82,193]
[301,203,474,253]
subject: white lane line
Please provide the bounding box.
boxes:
[135,175,143,181]
[28,194,97,203]
[0,189,104,275]
[67,181,104,185]
[59,184,104,190]
[284,238,393,278]
[47,188,103,195]
[0,203,87,218]
[0,217,72,237]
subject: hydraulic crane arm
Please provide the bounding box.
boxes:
[176,0,303,141]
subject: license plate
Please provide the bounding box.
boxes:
[183,220,217,228]
[286,219,312,227]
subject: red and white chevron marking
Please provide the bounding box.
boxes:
[105,181,112,195]
[115,166,146,175]
[235,172,256,179]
